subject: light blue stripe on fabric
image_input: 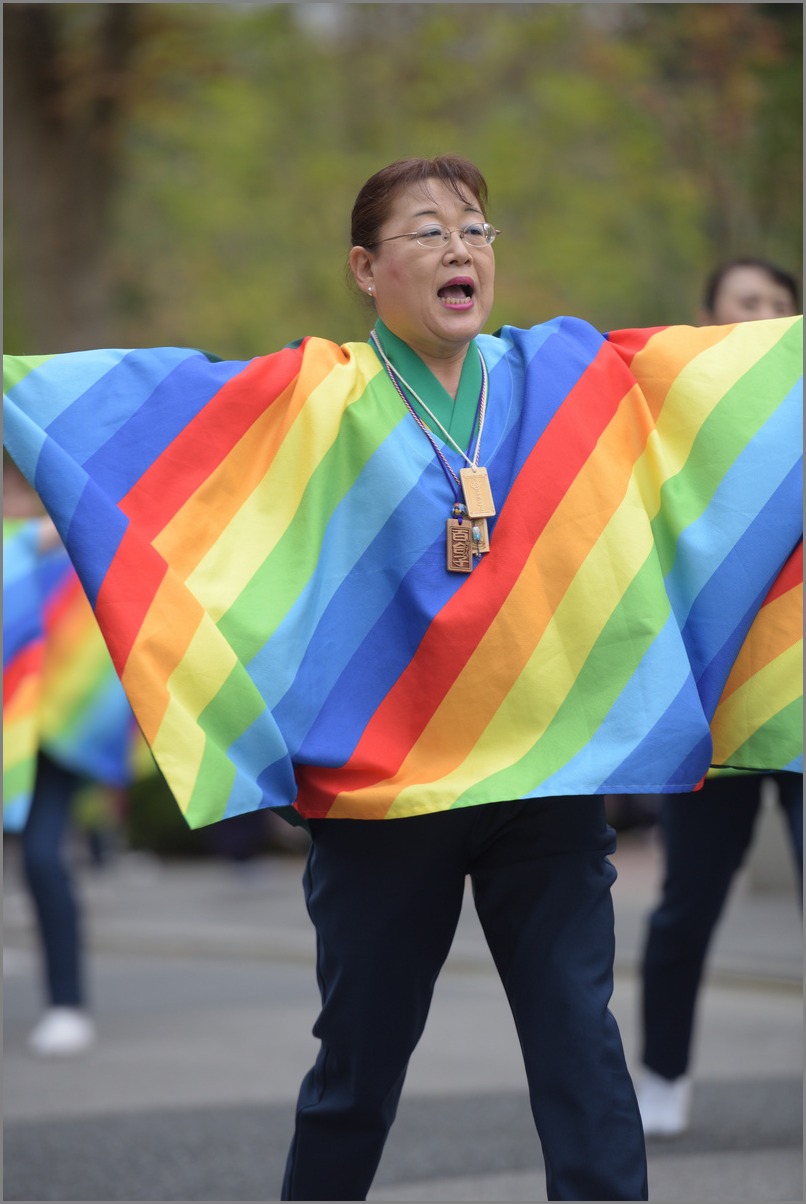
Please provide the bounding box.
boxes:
[665,392,803,627]
[501,613,697,797]
[4,350,133,426]
[45,348,207,466]
[2,400,47,485]
[248,416,432,713]
[3,793,31,834]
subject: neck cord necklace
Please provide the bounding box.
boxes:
[370,329,497,573]
[370,330,486,471]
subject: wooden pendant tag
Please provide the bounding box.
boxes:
[446,519,474,572]
[460,466,496,518]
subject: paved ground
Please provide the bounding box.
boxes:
[3,826,802,1202]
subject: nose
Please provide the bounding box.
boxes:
[444,230,472,261]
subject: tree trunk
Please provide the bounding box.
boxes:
[4,4,138,350]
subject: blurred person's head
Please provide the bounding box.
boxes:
[699,258,800,325]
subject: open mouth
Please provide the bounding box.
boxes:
[437,279,475,308]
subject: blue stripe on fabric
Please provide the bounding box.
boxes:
[596,675,712,792]
[532,615,699,794]
[5,350,133,425]
[45,684,136,784]
[62,476,130,609]
[3,794,32,834]
[33,437,93,541]
[78,352,250,499]
[682,465,802,710]
[249,420,436,713]
[3,579,43,659]
[3,399,48,486]
[664,395,802,628]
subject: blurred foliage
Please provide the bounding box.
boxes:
[4,2,802,352]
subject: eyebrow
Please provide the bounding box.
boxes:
[411,203,484,220]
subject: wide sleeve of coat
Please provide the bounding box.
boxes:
[605,316,802,776]
[3,345,310,828]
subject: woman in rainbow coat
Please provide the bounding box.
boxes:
[3,157,802,1200]
[4,487,149,1056]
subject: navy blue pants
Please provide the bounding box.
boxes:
[641,772,803,1080]
[22,751,85,1007]
[282,796,647,1201]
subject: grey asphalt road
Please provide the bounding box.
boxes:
[3,829,802,1202]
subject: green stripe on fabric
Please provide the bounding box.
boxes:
[453,552,669,806]
[217,381,402,659]
[720,696,803,769]
[3,355,55,394]
[652,327,802,578]
[3,759,36,802]
[183,666,268,824]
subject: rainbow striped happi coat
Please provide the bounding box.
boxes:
[3,519,150,831]
[3,316,802,828]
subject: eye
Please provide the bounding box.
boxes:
[416,224,447,242]
[463,223,487,238]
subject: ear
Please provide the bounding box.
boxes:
[349,245,375,295]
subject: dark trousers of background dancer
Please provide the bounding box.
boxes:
[638,771,802,1134]
[22,750,96,1056]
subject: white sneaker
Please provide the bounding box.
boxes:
[636,1066,691,1137]
[28,1008,96,1057]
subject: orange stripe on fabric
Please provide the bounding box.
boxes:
[718,588,803,701]
[153,340,349,580]
[118,571,206,743]
[119,345,307,540]
[625,323,735,410]
[3,644,43,706]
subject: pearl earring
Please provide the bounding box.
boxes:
[368,285,373,296]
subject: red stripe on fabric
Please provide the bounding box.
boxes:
[605,326,666,369]
[762,541,802,607]
[298,341,639,814]
[43,573,83,633]
[93,529,169,675]
[3,643,42,705]
[120,345,306,538]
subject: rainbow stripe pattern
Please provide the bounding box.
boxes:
[3,316,802,827]
[3,518,150,831]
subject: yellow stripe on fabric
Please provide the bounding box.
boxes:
[152,339,347,581]
[181,343,381,622]
[40,607,110,733]
[711,641,803,762]
[717,590,802,698]
[119,572,206,743]
[3,705,39,771]
[328,382,655,818]
[635,322,781,520]
[148,619,242,816]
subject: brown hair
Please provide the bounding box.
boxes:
[350,155,489,248]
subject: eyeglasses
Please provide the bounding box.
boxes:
[370,222,500,249]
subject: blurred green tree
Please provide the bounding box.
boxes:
[4,3,801,355]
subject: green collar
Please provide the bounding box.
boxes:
[370,320,482,452]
